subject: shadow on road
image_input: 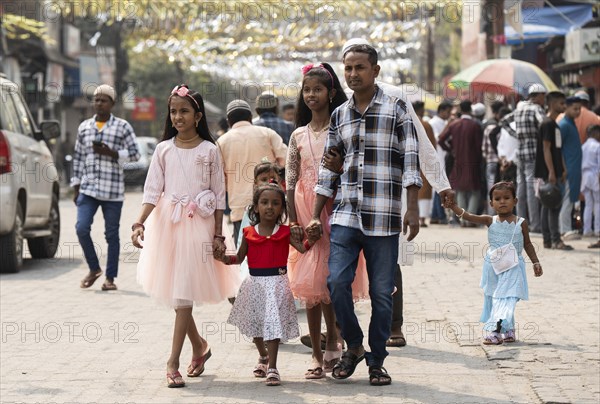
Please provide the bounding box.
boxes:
[0,257,83,281]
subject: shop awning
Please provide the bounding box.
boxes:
[505,4,593,45]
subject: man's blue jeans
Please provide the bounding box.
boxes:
[516,160,541,232]
[327,225,398,367]
[431,192,446,222]
[75,194,123,278]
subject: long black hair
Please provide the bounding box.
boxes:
[162,84,215,144]
[295,62,347,128]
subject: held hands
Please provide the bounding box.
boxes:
[131,228,144,248]
[439,189,456,208]
[442,196,457,209]
[290,222,305,244]
[305,219,323,242]
[533,262,543,277]
[306,230,320,245]
[213,238,226,261]
[323,147,343,173]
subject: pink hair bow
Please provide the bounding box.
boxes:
[171,85,190,97]
[301,63,334,87]
[170,84,200,110]
[301,63,317,75]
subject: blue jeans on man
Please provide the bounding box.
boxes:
[430,192,447,223]
[75,193,123,279]
[516,160,541,232]
[327,225,398,367]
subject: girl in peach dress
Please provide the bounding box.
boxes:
[131,85,241,388]
[286,63,369,379]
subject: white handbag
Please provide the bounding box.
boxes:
[488,217,523,275]
[193,190,216,218]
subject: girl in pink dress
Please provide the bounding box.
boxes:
[286,63,369,379]
[131,85,241,388]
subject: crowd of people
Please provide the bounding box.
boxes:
[68,38,599,390]
[424,86,600,251]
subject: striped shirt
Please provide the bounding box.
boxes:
[314,86,422,236]
[71,114,140,201]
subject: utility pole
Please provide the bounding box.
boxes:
[426,22,434,92]
[484,0,506,59]
[0,23,7,74]
[493,0,505,58]
[483,0,495,59]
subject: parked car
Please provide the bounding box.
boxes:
[123,136,157,186]
[0,75,61,273]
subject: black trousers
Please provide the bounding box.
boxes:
[391,264,403,329]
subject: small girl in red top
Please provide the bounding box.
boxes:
[216,181,315,386]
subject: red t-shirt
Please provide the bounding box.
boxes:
[243,225,290,269]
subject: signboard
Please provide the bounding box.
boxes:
[565,28,600,64]
[63,25,81,58]
[131,97,156,121]
[79,55,100,96]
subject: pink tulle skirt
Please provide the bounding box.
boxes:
[137,198,242,308]
[287,181,369,308]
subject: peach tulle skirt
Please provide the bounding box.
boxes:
[287,181,369,308]
[137,198,242,308]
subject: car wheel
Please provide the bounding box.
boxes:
[0,201,24,273]
[28,193,61,259]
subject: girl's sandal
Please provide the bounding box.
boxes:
[482,332,504,345]
[265,368,281,386]
[305,360,325,379]
[323,343,343,373]
[503,330,516,343]
[187,348,212,377]
[253,355,269,378]
[166,371,185,388]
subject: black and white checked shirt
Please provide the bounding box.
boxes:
[315,86,422,236]
[500,100,545,163]
[71,114,140,201]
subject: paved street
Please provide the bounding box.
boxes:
[1,190,599,404]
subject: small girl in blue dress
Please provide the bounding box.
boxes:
[446,181,543,344]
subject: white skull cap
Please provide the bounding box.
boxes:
[341,38,372,58]
[574,90,589,102]
[472,103,486,117]
[527,83,547,95]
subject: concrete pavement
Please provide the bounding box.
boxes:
[1,190,598,403]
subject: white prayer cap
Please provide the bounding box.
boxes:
[93,84,116,102]
[527,83,547,96]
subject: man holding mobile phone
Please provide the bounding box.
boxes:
[71,84,140,291]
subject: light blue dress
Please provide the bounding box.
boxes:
[480,216,529,332]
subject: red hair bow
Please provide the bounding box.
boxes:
[301,63,317,75]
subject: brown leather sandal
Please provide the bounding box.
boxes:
[80,270,102,288]
[101,280,117,291]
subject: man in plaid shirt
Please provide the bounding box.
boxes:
[501,83,547,232]
[71,84,140,291]
[307,44,422,386]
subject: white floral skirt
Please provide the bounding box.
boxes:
[227,274,300,342]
